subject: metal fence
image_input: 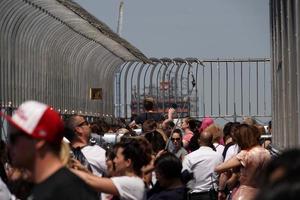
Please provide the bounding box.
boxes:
[270,0,300,148]
[0,0,147,117]
[115,58,271,124]
[0,0,149,140]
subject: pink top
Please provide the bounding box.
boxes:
[182,131,193,143]
[232,146,271,200]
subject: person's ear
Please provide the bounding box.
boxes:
[35,139,47,150]
[74,127,82,136]
[125,158,132,168]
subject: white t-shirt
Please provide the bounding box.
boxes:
[0,177,14,200]
[213,143,225,156]
[111,176,146,200]
[81,145,107,177]
[224,144,240,162]
[182,146,223,193]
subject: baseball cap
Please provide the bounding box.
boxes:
[2,101,64,143]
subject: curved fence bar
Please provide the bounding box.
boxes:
[0,0,149,140]
[0,0,148,115]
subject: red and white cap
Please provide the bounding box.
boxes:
[3,101,64,143]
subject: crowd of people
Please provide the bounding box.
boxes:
[0,98,297,200]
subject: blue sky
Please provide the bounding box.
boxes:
[74,0,270,59]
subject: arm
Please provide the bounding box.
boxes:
[71,169,119,196]
[215,156,241,174]
[162,108,175,129]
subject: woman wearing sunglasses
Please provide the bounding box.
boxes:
[170,129,187,161]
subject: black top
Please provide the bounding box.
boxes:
[29,167,97,200]
[147,185,186,200]
[135,112,165,125]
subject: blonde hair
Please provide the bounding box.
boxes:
[59,141,71,166]
[204,124,223,143]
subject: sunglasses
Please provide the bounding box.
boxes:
[77,120,89,127]
[171,138,181,142]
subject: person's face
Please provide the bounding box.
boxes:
[75,116,91,140]
[181,119,189,130]
[171,132,181,149]
[113,147,130,175]
[8,127,36,169]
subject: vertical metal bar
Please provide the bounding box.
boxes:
[156,61,164,114]
[256,61,259,115]
[210,62,213,116]
[295,0,300,145]
[249,60,251,115]
[117,62,129,118]
[233,61,236,122]
[195,61,199,117]
[136,63,147,114]
[180,62,188,116]
[174,62,180,107]
[202,62,205,117]
[123,62,138,119]
[149,62,158,97]
[161,62,170,114]
[143,63,152,99]
[240,62,243,116]
[218,60,221,117]
[263,60,266,115]
[168,62,176,109]
[226,61,228,115]
[131,63,140,113]
[187,61,191,116]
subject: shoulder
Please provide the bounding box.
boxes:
[82,145,106,154]
[111,176,145,199]
[33,168,98,200]
[111,176,144,186]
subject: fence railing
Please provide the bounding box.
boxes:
[115,58,271,124]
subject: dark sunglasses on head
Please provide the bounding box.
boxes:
[77,120,89,127]
[171,138,181,142]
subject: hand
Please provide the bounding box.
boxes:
[218,191,226,200]
[70,158,92,174]
[168,108,176,119]
[156,149,167,159]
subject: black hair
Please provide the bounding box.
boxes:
[223,122,233,138]
[172,129,183,138]
[118,138,152,176]
[144,98,154,111]
[144,130,166,154]
[154,152,182,179]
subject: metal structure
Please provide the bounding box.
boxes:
[0,0,148,115]
[270,0,300,148]
[0,0,149,140]
[116,58,271,124]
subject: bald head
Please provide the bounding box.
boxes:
[199,131,213,146]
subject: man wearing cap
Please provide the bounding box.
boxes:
[5,101,97,200]
[65,115,107,177]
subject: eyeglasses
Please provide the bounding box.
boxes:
[77,120,89,127]
[171,138,181,142]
